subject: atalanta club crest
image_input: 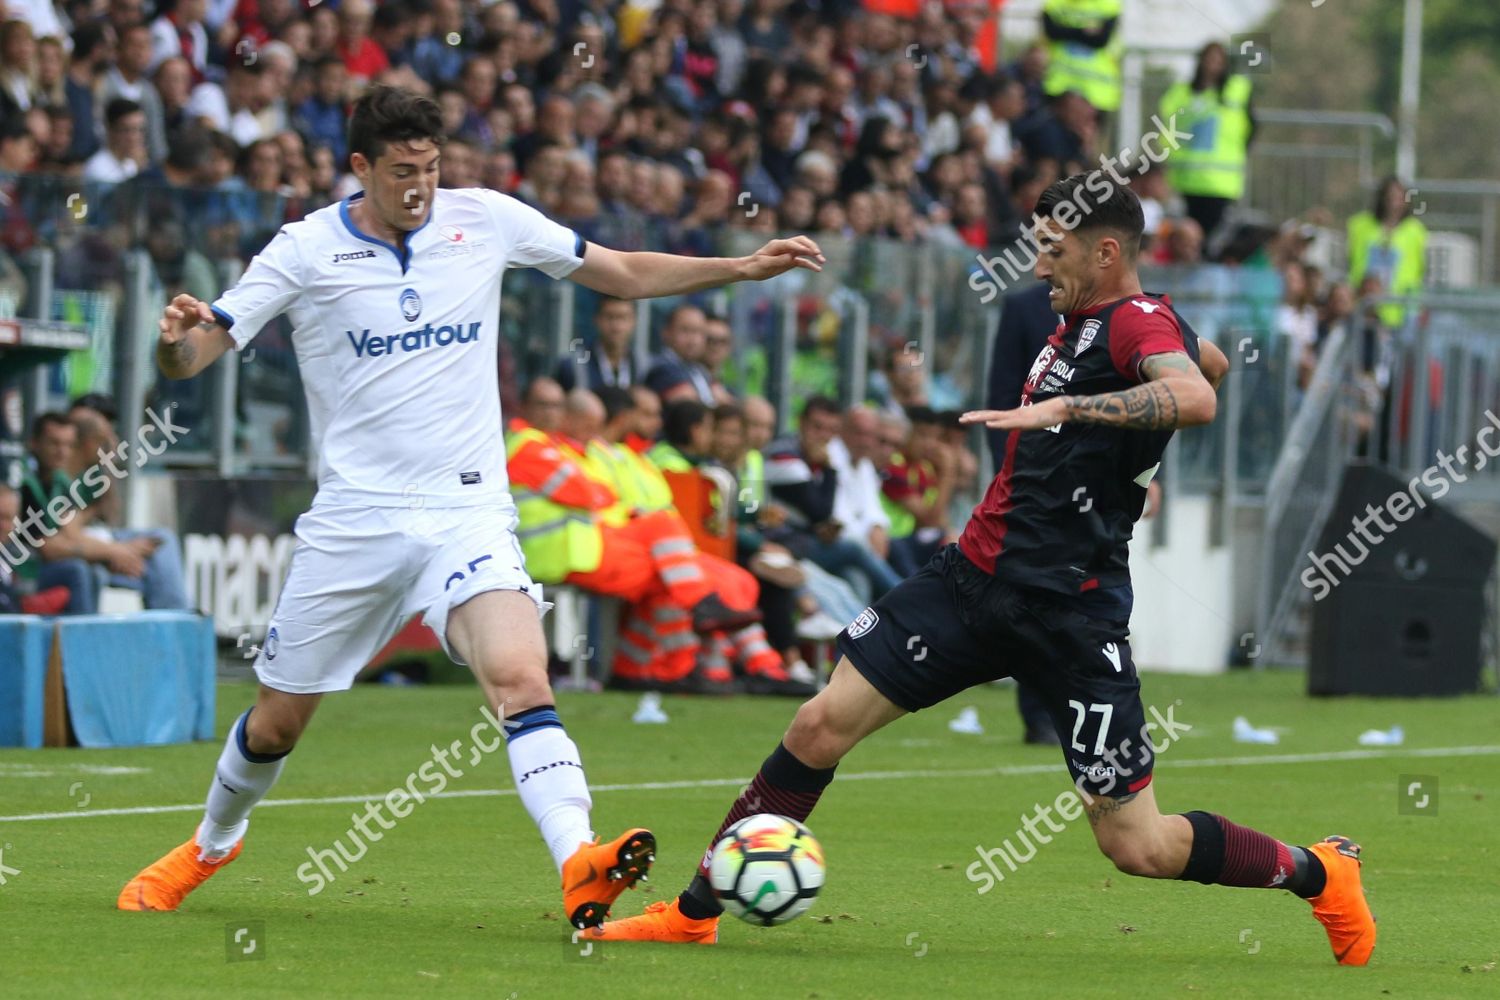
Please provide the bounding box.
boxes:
[1076,318,1101,356]
[400,288,422,322]
[847,607,879,639]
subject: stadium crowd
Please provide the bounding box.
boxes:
[504,301,970,695]
[0,1,1429,692]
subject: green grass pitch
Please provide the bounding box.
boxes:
[1,670,1496,998]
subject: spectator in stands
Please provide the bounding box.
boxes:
[187,57,269,148]
[1278,261,1319,392]
[649,398,713,472]
[764,395,903,598]
[1347,175,1428,329]
[0,19,37,122]
[149,0,210,82]
[515,375,565,434]
[827,403,891,567]
[0,116,37,173]
[101,22,169,164]
[555,295,639,392]
[872,342,929,421]
[153,55,194,138]
[1153,216,1205,265]
[62,24,111,165]
[627,384,662,451]
[15,412,187,614]
[295,56,348,168]
[646,302,716,405]
[1158,41,1255,243]
[83,98,148,182]
[880,405,955,578]
[0,481,72,614]
[700,313,737,404]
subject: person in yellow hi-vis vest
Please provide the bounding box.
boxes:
[505,387,760,644]
[1158,41,1255,241]
[1041,0,1122,114]
[589,387,813,696]
[1347,176,1428,329]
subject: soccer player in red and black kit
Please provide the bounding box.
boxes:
[592,175,1376,966]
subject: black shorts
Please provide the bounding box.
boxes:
[836,544,1156,798]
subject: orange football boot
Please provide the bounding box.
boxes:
[561,827,655,929]
[1306,835,1376,966]
[590,899,719,944]
[118,837,243,911]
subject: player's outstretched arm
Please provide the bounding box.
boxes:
[569,237,825,299]
[959,352,1217,432]
[157,293,236,380]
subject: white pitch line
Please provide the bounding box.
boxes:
[1,744,1496,824]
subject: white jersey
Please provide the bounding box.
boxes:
[213,187,583,508]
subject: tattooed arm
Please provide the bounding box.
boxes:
[1060,352,1218,429]
[157,293,235,379]
[960,352,1218,432]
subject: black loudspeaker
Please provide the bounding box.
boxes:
[1308,463,1496,696]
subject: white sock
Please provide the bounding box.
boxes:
[197,709,289,859]
[504,706,594,871]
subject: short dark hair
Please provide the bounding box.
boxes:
[801,395,841,423]
[595,295,632,314]
[662,399,710,448]
[104,98,144,129]
[904,405,941,427]
[165,124,213,172]
[30,411,72,440]
[712,403,743,426]
[71,23,108,60]
[0,118,31,145]
[70,392,119,422]
[1035,173,1145,257]
[347,86,445,164]
[598,386,636,424]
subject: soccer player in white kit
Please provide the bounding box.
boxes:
[117,87,825,929]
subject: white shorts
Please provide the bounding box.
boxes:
[252,500,548,694]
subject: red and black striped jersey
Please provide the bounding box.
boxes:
[958,293,1200,595]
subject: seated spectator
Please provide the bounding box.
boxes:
[881,406,957,578]
[701,313,737,403]
[0,481,72,615]
[337,0,391,85]
[763,396,903,598]
[555,295,640,392]
[0,18,37,122]
[294,56,348,167]
[648,398,713,472]
[645,303,716,405]
[83,98,148,182]
[871,342,930,421]
[148,0,209,82]
[1277,261,1319,392]
[101,22,168,164]
[827,403,892,565]
[187,59,270,148]
[16,411,190,614]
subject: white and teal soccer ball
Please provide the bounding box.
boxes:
[708,814,825,926]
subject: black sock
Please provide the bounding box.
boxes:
[679,875,721,920]
[678,742,838,920]
[1287,846,1327,899]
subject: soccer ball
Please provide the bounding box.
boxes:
[708,813,825,926]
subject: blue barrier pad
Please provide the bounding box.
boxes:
[0,616,54,748]
[56,612,216,748]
